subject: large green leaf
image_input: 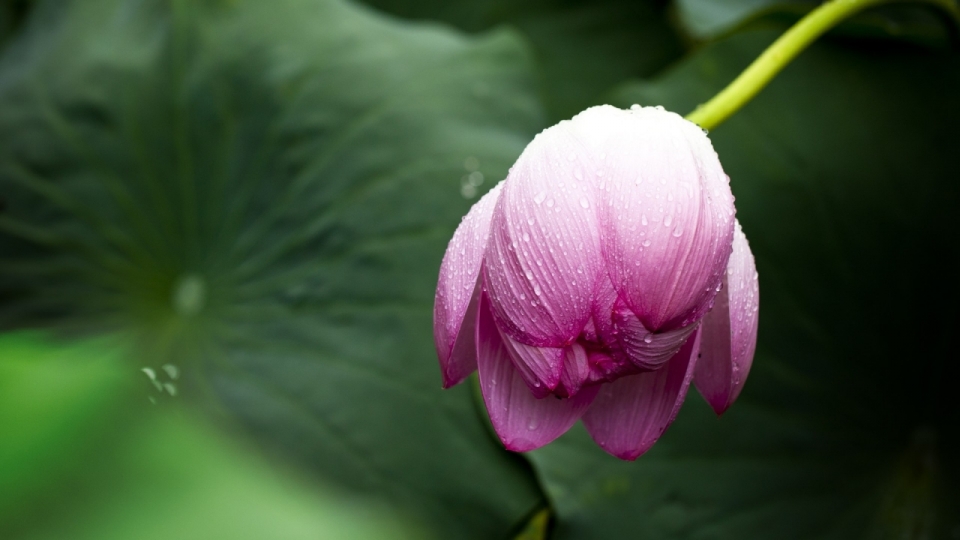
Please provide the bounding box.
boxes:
[674,0,955,44]
[0,333,419,540]
[0,0,546,536]
[528,29,960,539]
[357,0,685,121]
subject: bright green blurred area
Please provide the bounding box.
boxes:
[0,333,419,539]
[1,0,957,538]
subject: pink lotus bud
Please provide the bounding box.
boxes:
[433,105,759,460]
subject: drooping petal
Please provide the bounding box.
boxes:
[589,105,735,331]
[434,182,504,387]
[611,300,698,370]
[582,327,702,460]
[556,342,590,398]
[694,220,759,415]
[477,293,599,452]
[589,274,619,349]
[584,349,641,385]
[500,334,563,398]
[483,121,604,347]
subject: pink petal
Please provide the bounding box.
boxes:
[589,274,619,349]
[483,121,603,347]
[556,342,590,398]
[582,326,702,460]
[611,300,698,370]
[589,105,736,331]
[694,220,759,415]
[584,349,640,384]
[434,182,504,387]
[477,293,599,452]
[500,334,563,398]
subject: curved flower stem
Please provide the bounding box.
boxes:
[686,0,960,131]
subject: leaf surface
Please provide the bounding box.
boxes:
[0,0,547,536]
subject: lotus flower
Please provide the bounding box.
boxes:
[434,105,759,460]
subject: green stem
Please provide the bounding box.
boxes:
[685,0,960,131]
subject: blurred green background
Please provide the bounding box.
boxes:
[0,0,956,538]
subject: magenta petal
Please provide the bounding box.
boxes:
[477,293,599,452]
[483,121,603,347]
[694,220,759,415]
[434,182,504,387]
[582,327,702,460]
[589,275,619,349]
[590,106,736,331]
[611,300,698,370]
[557,342,590,397]
[500,334,563,398]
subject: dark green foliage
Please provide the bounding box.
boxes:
[0,1,545,537]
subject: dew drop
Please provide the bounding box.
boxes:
[643,334,653,344]
[579,198,590,209]
[642,239,651,247]
[534,191,547,205]
[162,364,179,380]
